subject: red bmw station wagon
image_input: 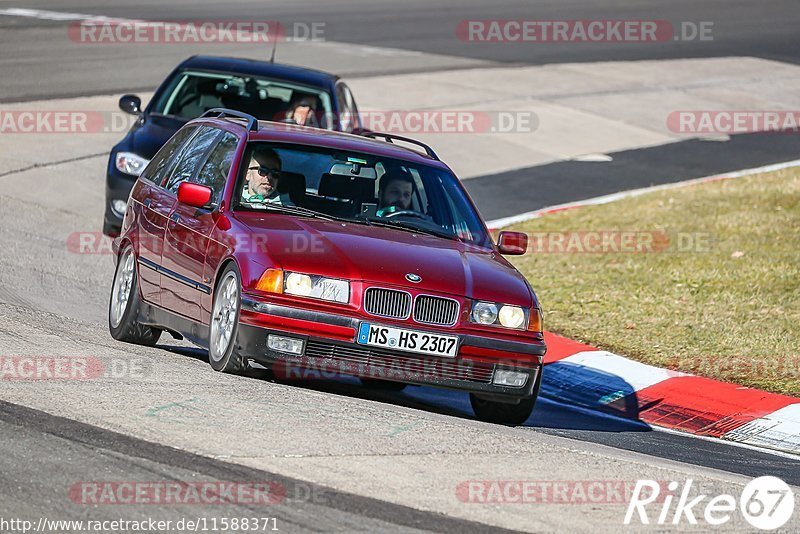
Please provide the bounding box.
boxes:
[109,108,546,424]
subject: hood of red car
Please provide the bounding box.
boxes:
[236,214,534,307]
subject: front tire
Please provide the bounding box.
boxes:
[109,245,161,346]
[470,394,537,425]
[208,264,246,373]
[470,370,541,425]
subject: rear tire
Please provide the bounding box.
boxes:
[208,264,246,373]
[108,245,161,346]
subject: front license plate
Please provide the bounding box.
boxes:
[357,322,459,358]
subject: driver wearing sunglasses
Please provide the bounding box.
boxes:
[241,147,294,206]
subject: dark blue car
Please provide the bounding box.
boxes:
[104,55,362,236]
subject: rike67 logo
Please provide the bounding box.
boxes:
[625,476,795,530]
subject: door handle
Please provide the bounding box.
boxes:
[143,198,152,208]
[170,213,180,223]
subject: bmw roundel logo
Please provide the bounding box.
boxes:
[405,273,422,283]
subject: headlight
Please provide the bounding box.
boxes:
[115,152,150,176]
[284,271,350,303]
[471,301,529,330]
[472,302,498,324]
[498,305,525,329]
[285,273,313,296]
[110,199,128,218]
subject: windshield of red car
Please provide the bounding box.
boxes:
[235,142,492,248]
[151,70,333,127]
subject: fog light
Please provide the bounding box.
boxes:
[111,199,128,218]
[267,335,304,355]
[493,369,528,387]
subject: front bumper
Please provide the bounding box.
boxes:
[238,297,545,399]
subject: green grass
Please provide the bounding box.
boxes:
[509,167,800,396]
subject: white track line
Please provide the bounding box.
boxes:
[487,157,800,229]
[0,7,114,21]
[656,423,800,462]
[722,404,800,455]
[0,7,427,57]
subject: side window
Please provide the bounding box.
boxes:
[335,83,360,132]
[140,126,197,185]
[194,132,240,204]
[164,126,221,194]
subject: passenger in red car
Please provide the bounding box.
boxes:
[378,169,414,211]
[242,148,293,206]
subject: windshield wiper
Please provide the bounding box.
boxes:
[366,218,462,242]
[242,202,337,221]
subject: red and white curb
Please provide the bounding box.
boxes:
[486,159,800,455]
[541,333,800,455]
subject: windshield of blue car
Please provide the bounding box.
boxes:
[234,142,493,248]
[150,70,334,128]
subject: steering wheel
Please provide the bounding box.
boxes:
[377,205,427,220]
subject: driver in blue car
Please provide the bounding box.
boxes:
[242,147,294,206]
[377,168,415,216]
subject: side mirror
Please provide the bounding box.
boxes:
[119,94,142,116]
[497,231,528,255]
[177,182,212,208]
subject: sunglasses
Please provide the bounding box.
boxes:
[248,166,281,178]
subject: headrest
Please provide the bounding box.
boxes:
[318,173,374,201]
[276,171,306,200]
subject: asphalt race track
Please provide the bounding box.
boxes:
[0,1,799,532]
[1,0,799,101]
[469,131,800,221]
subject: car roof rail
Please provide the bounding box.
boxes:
[201,108,259,131]
[361,131,439,161]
